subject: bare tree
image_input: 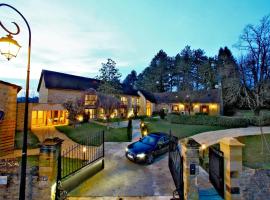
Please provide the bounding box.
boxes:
[63,98,85,127]
[236,15,270,115]
[97,93,121,123]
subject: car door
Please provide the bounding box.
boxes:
[163,136,170,153]
[156,137,165,155]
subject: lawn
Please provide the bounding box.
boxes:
[144,118,226,139]
[56,122,129,144]
[238,134,270,169]
[15,131,40,149]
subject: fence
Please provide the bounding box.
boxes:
[60,131,104,179]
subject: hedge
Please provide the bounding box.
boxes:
[168,114,250,128]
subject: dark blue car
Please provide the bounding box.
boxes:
[125,132,170,164]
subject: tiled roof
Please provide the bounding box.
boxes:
[37,70,139,96]
[153,89,220,104]
[37,70,101,91]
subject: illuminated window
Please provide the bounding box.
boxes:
[85,95,97,106]
[146,101,151,116]
[172,105,179,112]
[85,109,96,119]
[121,96,128,105]
[136,98,140,105]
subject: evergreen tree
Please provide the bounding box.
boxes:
[97,58,122,94]
[123,70,138,88]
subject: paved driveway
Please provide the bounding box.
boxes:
[68,142,174,198]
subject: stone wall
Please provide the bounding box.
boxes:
[47,89,83,104]
[0,82,19,156]
[16,103,35,131]
[0,165,51,200]
[240,168,270,200]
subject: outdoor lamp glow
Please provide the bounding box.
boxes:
[0,34,21,60]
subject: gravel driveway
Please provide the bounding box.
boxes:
[68,142,174,198]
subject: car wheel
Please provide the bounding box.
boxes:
[146,153,154,164]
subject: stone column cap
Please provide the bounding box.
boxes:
[181,138,200,148]
[41,137,64,146]
[219,137,245,147]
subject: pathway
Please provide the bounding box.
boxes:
[131,119,141,142]
[32,127,80,151]
[191,126,270,146]
[198,167,223,200]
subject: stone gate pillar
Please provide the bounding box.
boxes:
[181,138,200,200]
[39,137,63,199]
[220,137,244,200]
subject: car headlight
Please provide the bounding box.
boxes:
[136,153,146,159]
[125,147,129,152]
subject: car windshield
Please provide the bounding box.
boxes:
[140,135,158,146]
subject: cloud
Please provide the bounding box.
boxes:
[0,0,135,82]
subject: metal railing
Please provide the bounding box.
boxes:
[60,131,104,179]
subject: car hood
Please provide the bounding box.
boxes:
[128,141,154,154]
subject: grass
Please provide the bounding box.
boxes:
[15,131,40,149]
[238,134,270,169]
[16,155,39,168]
[56,122,129,144]
[144,118,226,139]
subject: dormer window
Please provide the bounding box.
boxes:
[85,94,97,106]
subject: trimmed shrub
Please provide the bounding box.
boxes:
[195,112,208,116]
[249,115,270,126]
[159,109,166,119]
[169,114,250,128]
[127,119,132,141]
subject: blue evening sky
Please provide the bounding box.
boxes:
[0,0,269,95]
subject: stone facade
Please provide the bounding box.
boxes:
[0,170,51,200]
[240,168,270,200]
[220,137,244,200]
[16,103,34,131]
[181,138,200,200]
[0,81,21,156]
[155,102,220,116]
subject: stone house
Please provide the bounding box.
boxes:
[15,69,221,130]
[0,80,21,156]
[153,89,220,116]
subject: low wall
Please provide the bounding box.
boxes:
[0,164,51,200]
[62,158,104,193]
[240,168,270,200]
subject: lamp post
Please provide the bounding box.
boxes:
[0,3,31,200]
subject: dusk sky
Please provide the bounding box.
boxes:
[0,0,269,95]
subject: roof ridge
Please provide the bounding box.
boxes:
[42,69,100,81]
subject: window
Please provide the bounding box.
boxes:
[146,101,151,116]
[85,95,97,106]
[99,108,105,119]
[121,96,128,105]
[172,105,179,112]
[136,98,140,105]
[131,97,135,105]
[85,109,97,119]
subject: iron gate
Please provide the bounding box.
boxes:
[55,131,104,199]
[209,147,224,198]
[168,134,184,199]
